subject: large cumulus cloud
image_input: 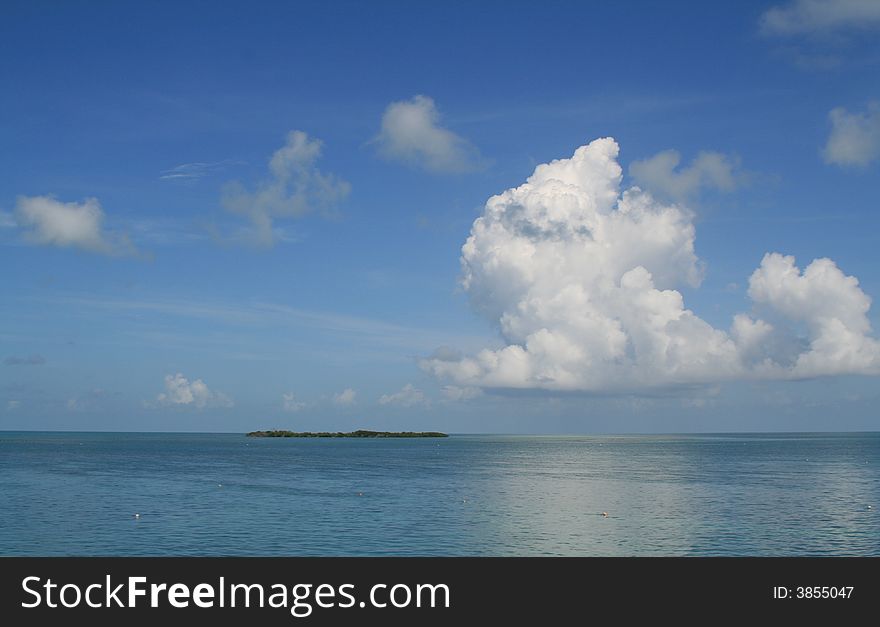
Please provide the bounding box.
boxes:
[421,138,880,392]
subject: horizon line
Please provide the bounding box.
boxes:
[1,429,878,436]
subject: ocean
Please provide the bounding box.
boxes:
[1,432,877,556]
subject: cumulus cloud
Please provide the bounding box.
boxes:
[629,150,740,200]
[222,130,350,245]
[4,355,45,366]
[378,383,429,407]
[421,138,880,393]
[374,95,485,173]
[7,400,21,411]
[745,252,880,376]
[760,0,880,36]
[332,388,357,406]
[282,392,307,412]
[14,195,135,255]
[823,103,880,167]
[155,373,233,409]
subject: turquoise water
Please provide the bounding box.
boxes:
[0,432,877,556]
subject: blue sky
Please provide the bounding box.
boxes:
[2,0,879,432]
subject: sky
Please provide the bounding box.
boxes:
[2,0,879,433]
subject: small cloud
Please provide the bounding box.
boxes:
[332,388,357,406]
[6,400,21,411]
[760,0,880,37]
[221,130,350,246]
[66,388,106,412]
[282,392,307,412]
[681,397,711,408]
[378,383,429,407]
[4,355,45,366]
[629,149,741,201]
[14,195,137,256]
[823,103,880,167]
[373,95,486,173]
[160,160,242,181]
[0,210,15,228]
[154,373,233,409]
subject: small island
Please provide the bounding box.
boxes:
[246,429,448,438]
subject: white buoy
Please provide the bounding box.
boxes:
[134,513,141,519]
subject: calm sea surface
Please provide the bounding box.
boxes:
[0,432,877,556]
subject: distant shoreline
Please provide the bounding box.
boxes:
[245,429,449,438]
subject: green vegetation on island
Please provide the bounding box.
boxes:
[246,429,448,438]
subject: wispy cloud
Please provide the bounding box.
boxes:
[442,385,482,402]
[759,0,880,69]
[159,160,243,181]
[760,0,880,37]
[4,355,46,366]
[35,295,495,360]
[128,217,213,246]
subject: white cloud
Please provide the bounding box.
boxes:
[0,210,15,228]
[823,103,880,167]
[629,149,740,200]
[155,373,233,409]
[374,95,485,173]
[746,252,880,376]
[222,130,350,246]
[332,388,357,406]
[282,392,307,412]
[6,400,21,411]
[760,0,880,36]
[421,138,880,393]
[378,383,429,407]
[14,195,135,255]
